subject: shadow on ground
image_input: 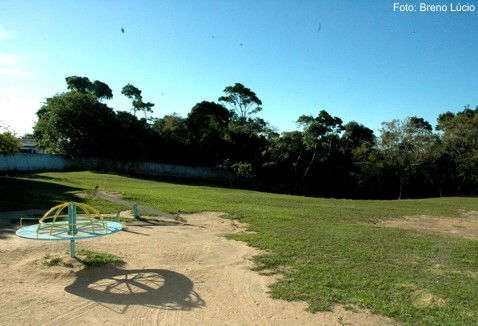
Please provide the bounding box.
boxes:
[0,175,84,239]
[0,175,83,211]
[64,266,205,312]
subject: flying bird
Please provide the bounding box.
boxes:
[121,27,125,33]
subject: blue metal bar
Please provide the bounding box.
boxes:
[68,202,77,257]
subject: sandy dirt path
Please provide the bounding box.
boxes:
[0,211,398,325]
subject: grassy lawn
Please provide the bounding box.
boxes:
[1,171,478,325]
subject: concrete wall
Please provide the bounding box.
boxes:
[0,153,70,171]
[0,153,235,182]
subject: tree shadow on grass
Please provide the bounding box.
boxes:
[65,265,205,313]
[0,175,83,211]
[0,175,84,239]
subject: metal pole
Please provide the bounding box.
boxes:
[68,202,77,257]
[133,204,139,219]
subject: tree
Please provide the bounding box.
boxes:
[377,116,439,198]
[65,76,113,101]
[264,131,303,166]
[260,130,304,185]
[152,114,190,164]
[225,117,271,167]
[218,83,262,122]
[338,122,377,197]
[215,83,270,169]
[436,105,478,194]
[341,121,375,150]
[0,129,20,153]
[65,76,93,93]
[296,110,344,185]
[121,83,155,118]
[153,113,188,139]
[111,111,154,161]
[187,101,231,131]
[186,101,231,165]
[33,92,116,157]
[92,80,113,101]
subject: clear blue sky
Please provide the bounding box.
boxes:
[1,1,477,135]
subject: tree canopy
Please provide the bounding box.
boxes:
[436,106,478,194]
[218,83,262,122]
[378,117,439,198]
[30,75,478,198]
[34,92,116,157]
[65,76,113,101]
[0,131,20,153]
[121,83,155,118]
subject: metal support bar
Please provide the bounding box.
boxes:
[68,202,77,257]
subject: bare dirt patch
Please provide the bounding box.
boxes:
[0,211,398,325]
[379,210,478,240]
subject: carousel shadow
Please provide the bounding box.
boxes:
[65,265,205,312]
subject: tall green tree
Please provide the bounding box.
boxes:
[225,117,270,165]
[215,83,269,169]
[260,130,304,185]
[339,122,377,197]
[186,101,231,165]
[33,92,116,157]
[121,83,154,118]
[111,111,154,161]
[65,76,93,93]
[153,113,188,140]
[296,110,344,185]
[437,105,478,194]
[91,80,114,101]
[218,83,262,122]
[152,113,190,164]
[378,116,439,198]
[65,76,113,101]
[187,101,231,132]
[341,121,375,150]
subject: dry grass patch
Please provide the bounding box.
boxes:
[379,210,478,240]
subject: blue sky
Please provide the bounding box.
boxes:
[1,1,477,135]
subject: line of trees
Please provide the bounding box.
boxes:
[29,76,478,199]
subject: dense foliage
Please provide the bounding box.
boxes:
[0,131,20,153]
[32,76,478,198]
[0,121,21,153]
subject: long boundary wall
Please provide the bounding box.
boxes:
[0,153,235,182]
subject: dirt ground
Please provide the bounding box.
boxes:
[0,210,400,326]
[379,210,478,240]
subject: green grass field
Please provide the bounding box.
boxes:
[1,171,478,325]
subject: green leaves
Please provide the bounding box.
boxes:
[65,76,113,101]
[33,91,116,157]
[377,117,440,198]
[0,130,20,153]
[218,82,263,122]
[436,105,478,192]
[121,83,155,118]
